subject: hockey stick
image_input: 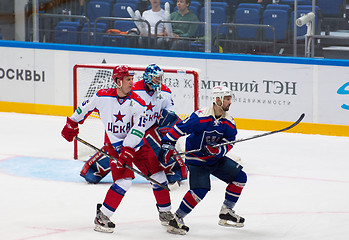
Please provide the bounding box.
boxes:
[172,113,305,157]
[75,137,170,191]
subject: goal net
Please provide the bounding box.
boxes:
[73,64,200,160]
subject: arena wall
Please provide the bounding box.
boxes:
[0,40,348,136]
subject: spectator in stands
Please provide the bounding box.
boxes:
[139,0,167,48]
[158,0,199,51]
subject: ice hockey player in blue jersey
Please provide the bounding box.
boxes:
[158,86,247,235]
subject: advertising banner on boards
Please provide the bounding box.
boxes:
[0,42,348,126]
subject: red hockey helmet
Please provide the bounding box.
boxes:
[112,65,135,82]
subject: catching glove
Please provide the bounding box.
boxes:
[61,117,79,142]
[158,141,176,165]
[116,146,135,168]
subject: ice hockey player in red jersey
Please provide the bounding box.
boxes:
[61,65,173,233]
[158,86,247,235]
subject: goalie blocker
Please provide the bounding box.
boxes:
[80,110,187,184]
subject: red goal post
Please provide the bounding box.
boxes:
[73,64,200,160]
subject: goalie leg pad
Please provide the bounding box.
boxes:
[80,145,111,184]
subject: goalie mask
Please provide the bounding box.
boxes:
[143,64,164,91]
[112,65,135,88]
[212,86,233,104]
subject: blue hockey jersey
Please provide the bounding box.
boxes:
[163,106,237,166]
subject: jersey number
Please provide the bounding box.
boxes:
[138,115,146,127]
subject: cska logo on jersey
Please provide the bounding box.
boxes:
[114,111,125,122]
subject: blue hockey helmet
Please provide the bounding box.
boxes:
[143,64,164,90]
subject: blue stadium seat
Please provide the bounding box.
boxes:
[266,4,290,12]
[234,4,262,40]
[87,1,112,23]
[317,0,345,18]
[211,1,228,9]
[113,2,137,18]
[102,20,137,47]
[280,0,312,5]
[189,1,201,16]
[200,6,227,23]
[189,23,228,52]
[56,21,81,28]
[237,3,262,10]
[103,35,128,47]
[80,22,107,45]
[117,0,139,4]
[54,25,79,44]
[113,20,136,32]
[262,8,289,42]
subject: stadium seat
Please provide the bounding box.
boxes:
[317,0,345,18]
[265,4,290,12]
[189,22,228,53]
[117,0,139,4]
[80,22,107,45]
[237,3,262,10]
[211,1,228,9]
[54,25,79,44]
[279,0,312,5]
[262,8,289,42]
[103,35,128,47]
[103,20,138,48]
[113,3,137,18]
[87,1,112,24]
[113,20,136,32]
[200,6,227,23]
[234,4,262,40]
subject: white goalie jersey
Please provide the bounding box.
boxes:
[132,79,175,131]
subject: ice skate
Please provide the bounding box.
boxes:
[94,203,115,233]
[158,210,174,226]
[218,205,245,228]
[167,213,189,235]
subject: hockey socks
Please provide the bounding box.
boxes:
[219,171,247,228]
[153,184,171,211]
[151,172,171,212]
[223,171,247,208]
[176,188,207,218]
[101,179,132,217]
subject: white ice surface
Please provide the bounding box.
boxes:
[0,112,348,240]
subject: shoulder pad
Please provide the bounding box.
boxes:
[132,80,145,91]
[129,91,146,106]
[160,84,172,93]
[96,88,116,97]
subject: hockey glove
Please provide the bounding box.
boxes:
[202,144,222,156]
[158,141,176,165]
[116,146,135,168]
[61,117,79,142]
